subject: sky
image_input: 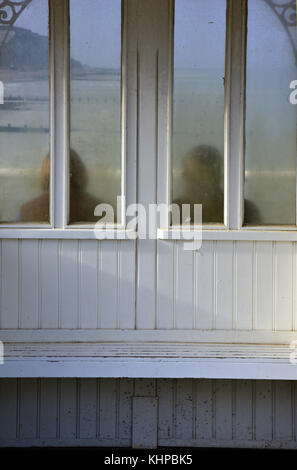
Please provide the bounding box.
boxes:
[15,0,121,68]
[13,0,297,70]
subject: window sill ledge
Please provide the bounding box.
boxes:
[157,228,297,242]
[0,228,135,240]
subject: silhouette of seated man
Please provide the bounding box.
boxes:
[174,144,260,224]
[20,149,101,223]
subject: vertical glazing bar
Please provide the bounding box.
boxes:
[227,0,247,229]
[50,0,69,228]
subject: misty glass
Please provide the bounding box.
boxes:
[172,0,226,225]
[244,0,297,225]
[0,0,49,223]
[69,0,122,224]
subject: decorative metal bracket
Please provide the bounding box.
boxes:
[263,0,297,63]
[0,1,32,52]
[0,0,32,25]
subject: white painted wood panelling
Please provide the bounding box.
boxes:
[19,241,39,329]
[40,240,59,329]
[1,240,19,329]
[1,378,297,448]
[195,241,214,330]
[1,240,297,331]
[215,241,234,330]
[0,240,136,330]
[155,240,297,332]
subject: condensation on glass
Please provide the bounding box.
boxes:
[244,0,297,225]
[0,0,50,223]
[172,0,226,225]
[69,0,122,224]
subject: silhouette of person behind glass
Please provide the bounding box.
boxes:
[174,144,260,224]
[174,145,224,224]
[20,149,100,223]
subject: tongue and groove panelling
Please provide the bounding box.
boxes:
[0,378,296,448]
[0,239,296,331]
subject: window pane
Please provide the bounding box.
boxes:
[69,0,122,224]
[0,0,50,223]
[244,0,296,225]
[172,0,226,224]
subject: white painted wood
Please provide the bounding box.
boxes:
[0,378,17,439]
[5,227,297,240]
[5,342,297,358]
[293,243,297,331]
[234,380,253,441]
[19,379,38,439]
[214,380,233,440]
[215,241,233,329]
[0,228,134,239]
[2,1,297,436]
[99,379,117,440]
[100,242,119,329]
[79,241,98,329]
[118,378,133,440]
[195,241,214,330]
[156,241,174,329]
[125,0,137,213]
[59,240,78,328]
[4,328,297,344]
[175,243,194,329]
[3,342,297,379]
[51,0,68,229]
[157,0,173,223]
[1,240,19,328]
[157,379,174,440]
[157,228,297,241]
[118,241,135,329]
[227,0,247,229]
[8,357,297,380]
[134,379,156,397]
[40,240,59,329]
[195,379,213,440]
[255,242,273,330]
[235,241,253,329]
[19,240,39,329]
[274,381,293,440]
[59,378,77,439]
[135,0,159,330]
[254,381,273,441]
[1,378,297,449]
[39,378,58,439]
[132,397,158,448]
[274,243,293,331]
[175,379,193,440]
[78,378,97,439]
[136,239,156,329]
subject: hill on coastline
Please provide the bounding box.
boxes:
[0,25,83,71]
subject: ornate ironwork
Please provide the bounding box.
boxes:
[0,1,32,53]
[0,0,32,25]
[263,0,297,63]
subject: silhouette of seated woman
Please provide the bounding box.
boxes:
[174,144,260,224]
[20,149,101,223]
[174,145,224,224]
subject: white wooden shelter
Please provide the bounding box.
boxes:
[0,0,297,448]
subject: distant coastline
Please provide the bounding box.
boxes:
[0,25,120,81]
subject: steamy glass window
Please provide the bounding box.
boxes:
[244,0,297,225]
[172,0,226,225]
[0,0,50,223]
[69,0,122,224]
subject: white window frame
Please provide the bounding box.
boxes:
[157,0,297,242]
[0,0,297,241]
[0,0,136,239]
